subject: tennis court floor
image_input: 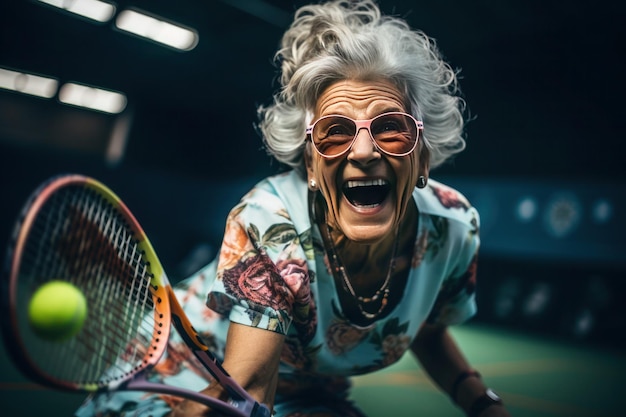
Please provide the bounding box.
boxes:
[1,323,624,417]
[352,323,625,417]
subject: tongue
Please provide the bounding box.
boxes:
[343,184,390,207]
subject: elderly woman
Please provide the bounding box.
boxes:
[77,1,511,416]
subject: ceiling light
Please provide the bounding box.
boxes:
[0,67,58,98]
[36,0,116,23]
[58,82,127,114]
[115,9,198,51]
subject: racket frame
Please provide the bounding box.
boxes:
[1,174,271,417]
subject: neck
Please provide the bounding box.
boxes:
[327,225,397,279]
[318,195,418,275]
[310,191,418,323]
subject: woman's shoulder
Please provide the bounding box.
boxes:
[414,178,478,226]
[234,171,304,205]
[234,170,310,230]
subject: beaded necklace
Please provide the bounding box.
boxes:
[321,222,398,320]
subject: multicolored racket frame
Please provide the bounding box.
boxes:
[0,174,270,417]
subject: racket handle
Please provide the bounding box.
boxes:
[251,403,272,417]
[123,377,251,417]
[169,290,269,415]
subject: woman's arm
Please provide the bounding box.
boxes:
[222,322,285,406]
[169,322,285,417]
[410,323,510,417]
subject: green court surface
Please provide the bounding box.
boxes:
[1,323,624,417]
[352,324,625,417]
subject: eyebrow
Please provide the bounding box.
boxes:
[315,104,407,120]
[368,106,406,116]
[346,107,407,117]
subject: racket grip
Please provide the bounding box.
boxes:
[167,288,271,416]
[252,403,272,417]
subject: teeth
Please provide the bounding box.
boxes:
[345,179,388,188]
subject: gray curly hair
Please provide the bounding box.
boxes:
[258,0,467,176]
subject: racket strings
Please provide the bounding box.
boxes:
[19,185,164,387]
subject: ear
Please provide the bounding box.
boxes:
[304,143,318,190]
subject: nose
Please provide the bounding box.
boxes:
[347,127,380,164]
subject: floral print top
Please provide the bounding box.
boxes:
[74,170,480,417]
[205,170,480,377]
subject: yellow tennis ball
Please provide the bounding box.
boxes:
[28,280,87,342]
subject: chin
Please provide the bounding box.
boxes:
[337,217,396,244]
[332,192,398,243]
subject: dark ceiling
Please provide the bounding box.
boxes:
[1,0,625,182]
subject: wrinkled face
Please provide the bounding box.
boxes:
[306,79,426,244]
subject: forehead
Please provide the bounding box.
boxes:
[315,79,407,117]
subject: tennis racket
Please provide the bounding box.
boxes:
[0,174,271,417]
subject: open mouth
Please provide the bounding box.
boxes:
[343,179,391,208]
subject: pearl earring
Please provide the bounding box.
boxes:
[417,176,427,188]
[309,179,317,190]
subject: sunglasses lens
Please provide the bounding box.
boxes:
[311,113,419,157]
[370,113,418,155]
[311,116,356,157]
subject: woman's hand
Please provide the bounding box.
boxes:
[168,323,284,417]
[167,385,225,417]
[168,399,209,417]
[411,325,512,417]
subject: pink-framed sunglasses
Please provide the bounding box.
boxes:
[306,111,423,158]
